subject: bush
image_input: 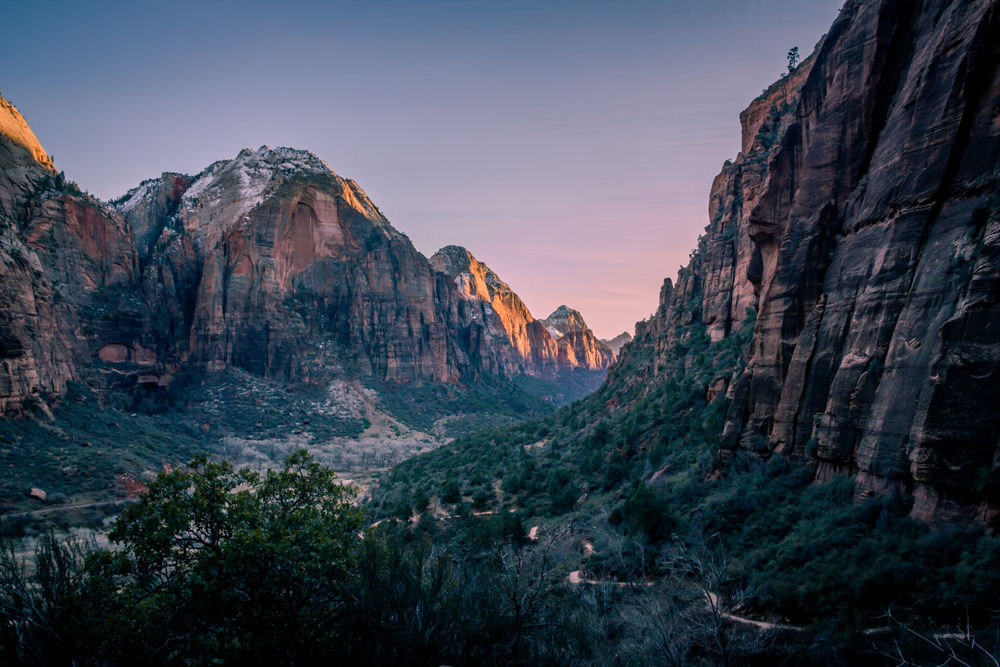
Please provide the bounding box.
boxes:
[0,451,363,664]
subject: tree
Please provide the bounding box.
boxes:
[0,453,366,664]
[787,46,800,73]
[107,450,364,663]
[872,608,1000,667]
[342,520,579,665]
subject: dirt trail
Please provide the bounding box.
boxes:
[705,592,803,632]
[565,575,802,631]
[567,571,653,587]
[2,498,136,520]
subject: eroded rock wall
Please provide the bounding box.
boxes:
[623,0,1000,524]
[0,95,141,413]
[430,246,616,377]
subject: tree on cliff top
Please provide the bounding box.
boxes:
[787,46,800,72]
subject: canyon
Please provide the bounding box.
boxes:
[0,102,615,424]
[2,0,999,529]
[3,1,1000,662]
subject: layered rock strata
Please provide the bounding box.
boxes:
[430,246,615,376]
[539,305,616,371]
[0,96,136,413]
[0,104,616,414]
[624,0,1000,524]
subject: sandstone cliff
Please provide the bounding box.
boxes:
[0,94,138,414]
[429,246,615,376]
[622,0,1000,524]
[0,103,614,415]
[0,95,54,171]
[539,305,616,371]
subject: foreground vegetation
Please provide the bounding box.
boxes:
[3,450,997,666]
[0,382,205,520]
[375,311,1000,663]
[0,452,584,665]
[2,296,997,663]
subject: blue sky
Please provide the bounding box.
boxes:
[1,0,843,337]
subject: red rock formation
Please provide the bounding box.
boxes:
[539,305,616,371]
[116,147,615,391]
[620,0,1000,524]
[114,149,502,385]
[734,0,1000,524]
[430,244,557,375]
[0,94,139,413]
[1,104,615,414]
[430,247,615,377]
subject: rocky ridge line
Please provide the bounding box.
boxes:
[0,112,618,414]
[615,0,1000,525]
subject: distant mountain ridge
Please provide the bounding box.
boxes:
[0,106,617,415]
[430,246,615,378]
[599,331,631,355]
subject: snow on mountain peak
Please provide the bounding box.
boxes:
[179,145,333,217]
[541,305,589,335]
[114,145,387,259]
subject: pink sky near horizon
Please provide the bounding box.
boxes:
[1,0,844,339]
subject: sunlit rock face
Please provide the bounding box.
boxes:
[0,93,138,414]
[430,244,553,375]
[539,305,616,371]
[613,0,1000,525]
[119,148,518,386]
[0,95,54,171]
[430,246,615,377]
[0,105,618,414]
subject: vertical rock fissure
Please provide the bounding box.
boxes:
[784,295,827,455]
[899,3,1000,324]
[858,0,920,184]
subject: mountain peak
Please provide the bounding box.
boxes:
[540,305,589,337]
[240,145,333,174]
[599,331,632,355]
[0,93,55,171]
[429,244,475,272]
[113,144,387,258]
[429,245,519,309]
[179,145,338,214]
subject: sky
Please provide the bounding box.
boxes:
[1,0,843,339]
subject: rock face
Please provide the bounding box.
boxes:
[133,146,472,385]
[538,305,616,371]
[621,0,1000,525]
[540,305,589,336]
[600,332,632,356]
[0,94,137,414]
[0,96,54,171]
[430,246,615,376]
[0,102,615,414]
[117,148,616,389]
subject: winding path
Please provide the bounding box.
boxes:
[1,498,136,520]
